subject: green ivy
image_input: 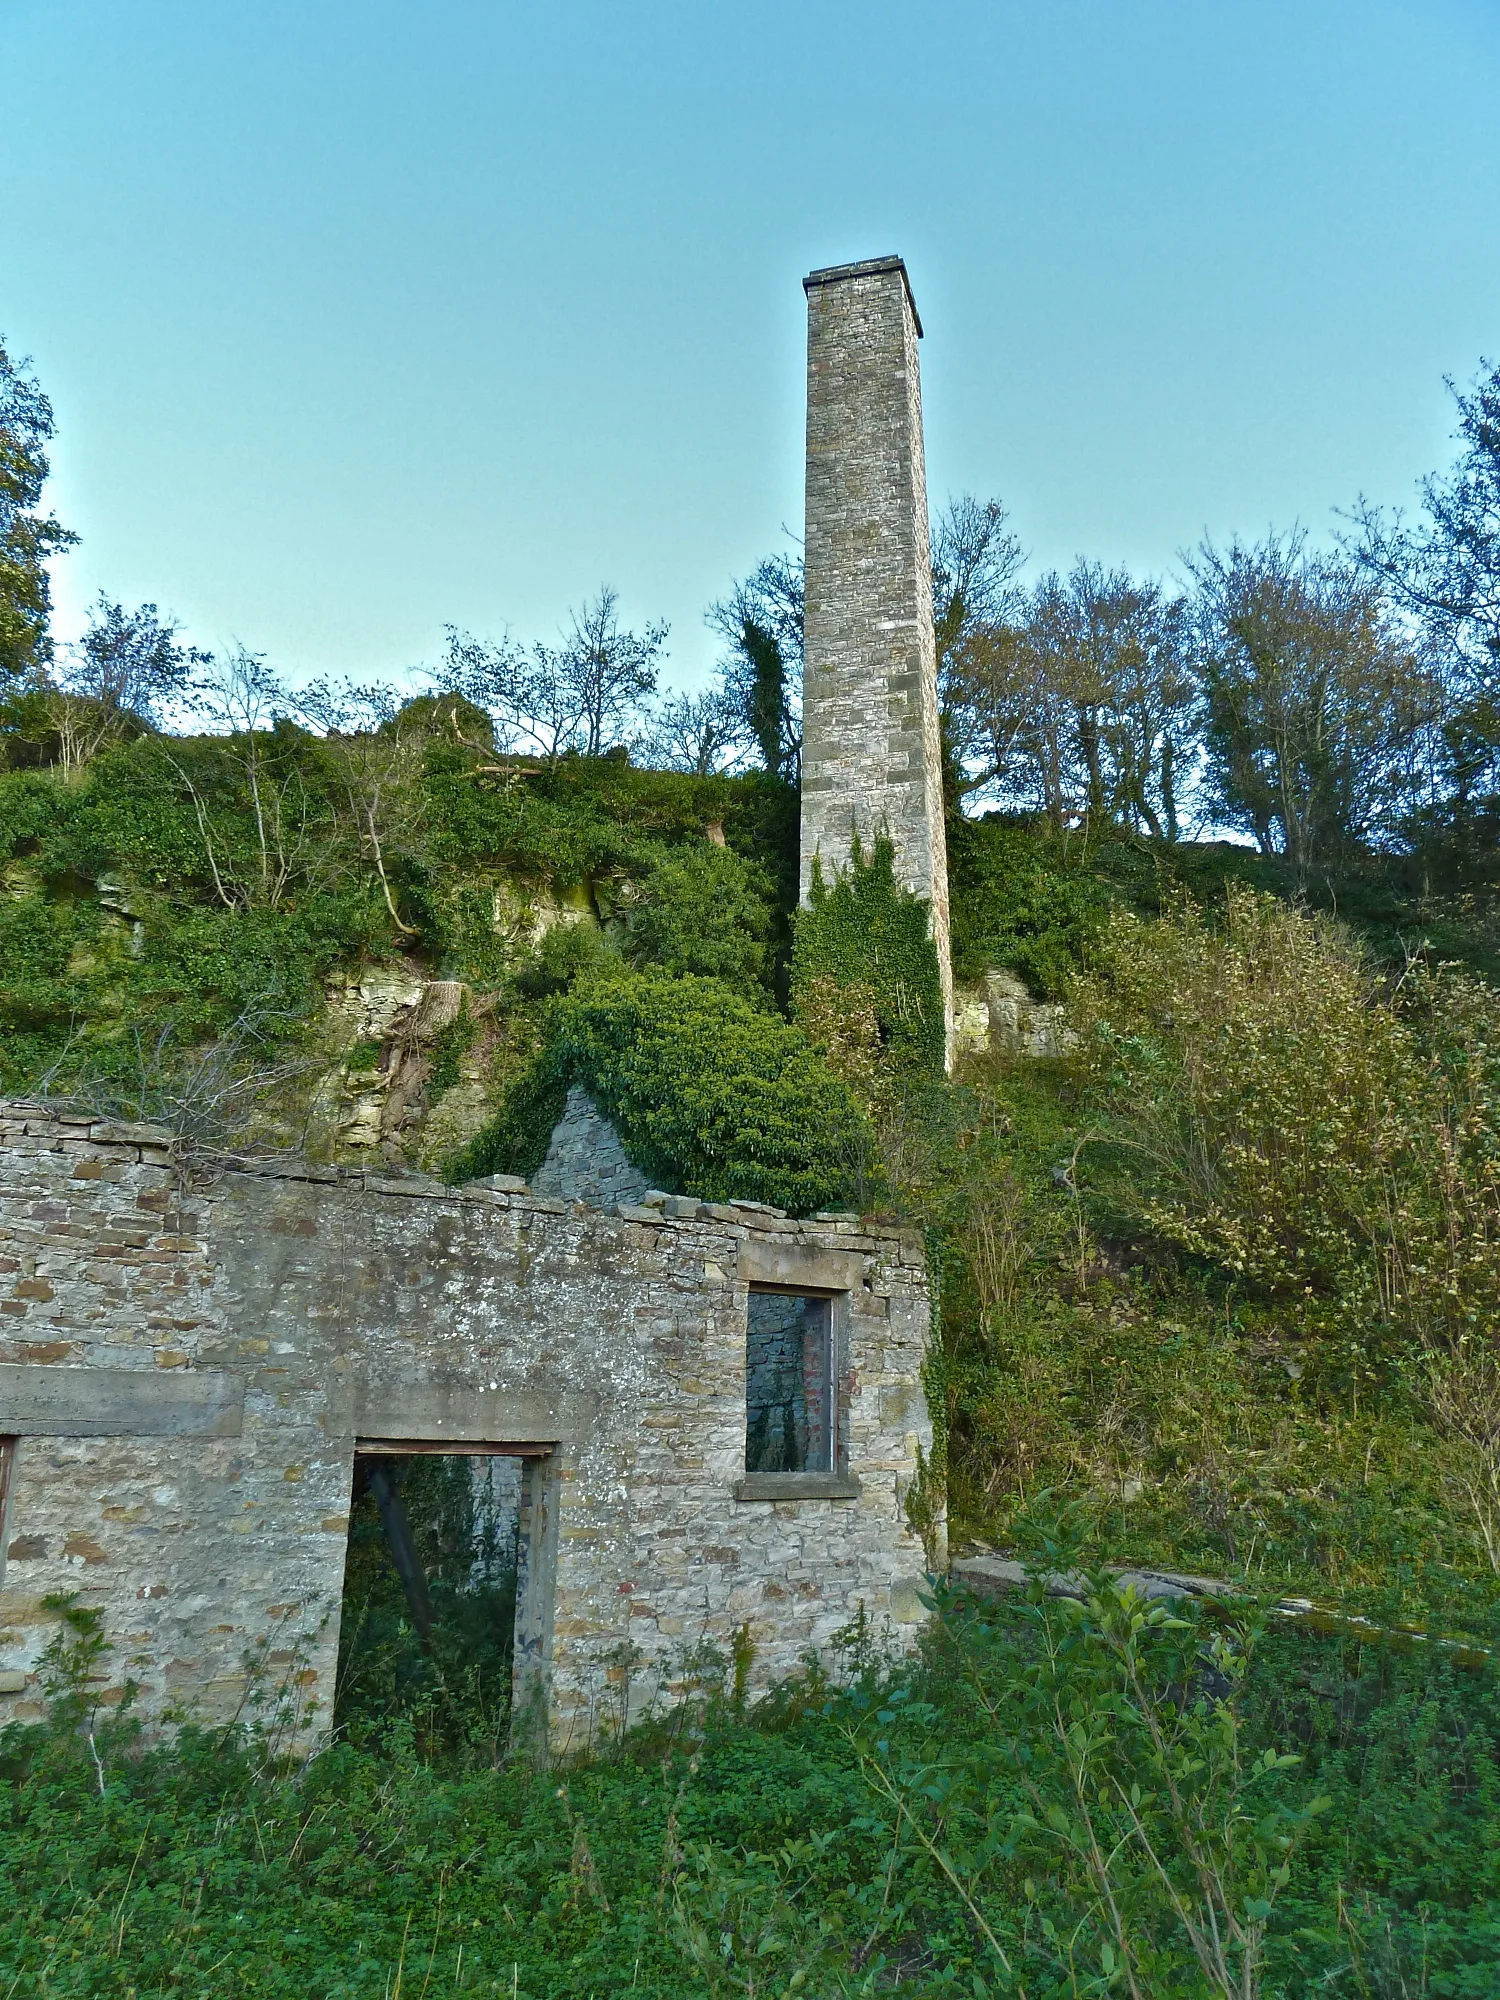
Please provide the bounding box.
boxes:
[0,734,801,1107]
[946,813,1113,996]
[791,835,945,1072]
[426,1005,479,1094]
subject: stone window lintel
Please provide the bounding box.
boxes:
[733,1471,862,1503]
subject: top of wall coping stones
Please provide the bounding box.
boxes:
[803,254,922,335]
[87,1120,176,1146]
[0,1100,922,1256]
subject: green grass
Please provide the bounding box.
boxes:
[6,1592,1500,1996]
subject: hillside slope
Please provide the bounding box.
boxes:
[5,721,1500,1633]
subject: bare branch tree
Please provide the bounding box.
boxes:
[638,686,745,774]
[559,586,666,757]
[293,678,423,935]
[35,1000,320,1150]
[439,589,665,762]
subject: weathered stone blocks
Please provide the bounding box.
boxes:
[0,1103,939,1752]
[801,254,953,1053]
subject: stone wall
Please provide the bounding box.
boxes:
[800,254,953,1052]
[0,1103,938,1751]
[530,1085,650,1208]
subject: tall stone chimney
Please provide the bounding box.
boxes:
[800,255,952,1060]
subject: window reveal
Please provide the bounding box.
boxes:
[0,1437,16,1588]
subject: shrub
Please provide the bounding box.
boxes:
[1071,887,1500,1388]
[449,967,872,1215]
[625,843,774,995]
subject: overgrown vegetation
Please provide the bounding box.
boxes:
[335,1456,519,1768]
[8,1533,1500,1995]
[450,966,871,1214]
[7,335,1500,1991]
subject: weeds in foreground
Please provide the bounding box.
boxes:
[6,1515,1500,1997]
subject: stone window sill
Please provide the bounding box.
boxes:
[733,1472,862,1502]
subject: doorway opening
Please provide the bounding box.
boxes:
[334,1444,541,1762]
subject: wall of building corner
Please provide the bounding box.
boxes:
[0,1103,941,1753]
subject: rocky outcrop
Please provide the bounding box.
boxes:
[323,971,469,1156]
[952,969,1071,1060]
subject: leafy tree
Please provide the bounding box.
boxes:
[46,595,206,774]
[930,493,1025,799]
[1187,532,1437,874]
[1350,358,1500,852]
[707,552,804,780]
[946,560,1194,837]
[1067,564,1194,838]
[0,338,76,682]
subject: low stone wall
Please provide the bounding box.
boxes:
[0,1103,938,1750]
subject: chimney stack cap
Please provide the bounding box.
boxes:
[803,256,921,336]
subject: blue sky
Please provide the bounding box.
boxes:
[3,0,1498,691]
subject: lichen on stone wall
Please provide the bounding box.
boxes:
[0,1101,939,1750]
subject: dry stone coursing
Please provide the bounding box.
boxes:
[801,255,953,1052]
[0,1102,939,1753]
[531,1086,650,1209]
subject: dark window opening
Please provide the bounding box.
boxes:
[745,1292,834,1474]
[334,1451,524,1761]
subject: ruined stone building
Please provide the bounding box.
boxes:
[0,258,949,1749]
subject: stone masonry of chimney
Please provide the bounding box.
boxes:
[800,255,953,1060]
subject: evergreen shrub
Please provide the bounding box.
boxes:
[624,842,774,995]
[449,967,870,1215]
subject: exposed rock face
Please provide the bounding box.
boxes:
[953,969,1071,1060]
[490,876,600,953]
[322,972,469,1157]
[531,1085,650,1208]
